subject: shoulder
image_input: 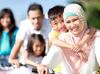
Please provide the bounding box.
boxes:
[95,30,100,36]
[59,32,70,40]
[18,19,31,32]
[49,30,60,39]
[13,27,18,34]
[94,30,100,41]
[19,19,31,28]
[20,19,29,24]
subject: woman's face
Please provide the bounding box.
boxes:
[32,40,44,56]
[65,16,85,36]
[0,14,11,28]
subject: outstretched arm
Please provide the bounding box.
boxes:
[73,27,96,52]
[9,40,23,67]
[51,38,73,49]
[24,50,40,67]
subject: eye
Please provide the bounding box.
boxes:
[54,22,58,25]
[61,19,64,23]
[73,18,78,22]
[66,20,71,23]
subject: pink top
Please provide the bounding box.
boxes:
[59,29,94,74]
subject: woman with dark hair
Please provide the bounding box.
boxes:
[0,8,18,70]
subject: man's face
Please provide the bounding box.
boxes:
[28,10,44,30]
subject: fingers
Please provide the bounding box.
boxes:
[72,44,81,53]
[14,60,20,68]
[37,65,48,74]
[44,67,48,74]
[79,51,88,62]
[10,59,20,68]
[82,52,88,62]
[38,67,44,74]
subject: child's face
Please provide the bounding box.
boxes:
[50,15,67,33]
[0,14,11,28]
[32,40,44,56]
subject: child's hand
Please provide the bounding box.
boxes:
[37,65,48,74]
[78,51,88,62]
[72,44,82,53]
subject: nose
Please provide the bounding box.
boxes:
[37,47,41,51]
[58,23,62,29]
[70,21,75,28]
[34,18,39,23]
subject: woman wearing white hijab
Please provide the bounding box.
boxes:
[37,4,100,74]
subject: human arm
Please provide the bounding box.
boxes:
[9,21,27,67]
[9,40,23,68]
[24,50,40,67]
[73,27,96,52]
[51,38,73,49]
[42,45,62,69]
[37,45,62,74]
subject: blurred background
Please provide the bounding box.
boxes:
[0,0,70,26]
[74,0,100,29]
[0,0,100,29]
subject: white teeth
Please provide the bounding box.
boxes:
[71,27,78,31]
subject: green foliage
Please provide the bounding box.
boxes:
[86,2,100,29]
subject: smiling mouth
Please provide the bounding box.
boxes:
[71,27,78,32]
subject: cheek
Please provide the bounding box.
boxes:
[65,23,70,30]
[1,19,9,26]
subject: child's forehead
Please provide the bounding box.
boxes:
[50,14,63,21]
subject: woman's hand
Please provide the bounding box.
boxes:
[37,65,48,74]
[78,51,88,62]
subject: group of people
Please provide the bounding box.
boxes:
[0,2,100,74]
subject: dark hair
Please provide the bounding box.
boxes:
[0,8,17,46]
[26,34,46,57]
[48,5,65,20]
[27,3,43,15]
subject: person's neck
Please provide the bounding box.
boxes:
[4,28,9,32]
[35,28,41,31]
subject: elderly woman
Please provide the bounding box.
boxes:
[37,4,100,74]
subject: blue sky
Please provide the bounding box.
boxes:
[0,0,72,26]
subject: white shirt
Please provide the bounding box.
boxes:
[27,54,43,69]
[94,30,100,66]
[41,45,72,74]
[16,18,51,51]
[16,18,51,63]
